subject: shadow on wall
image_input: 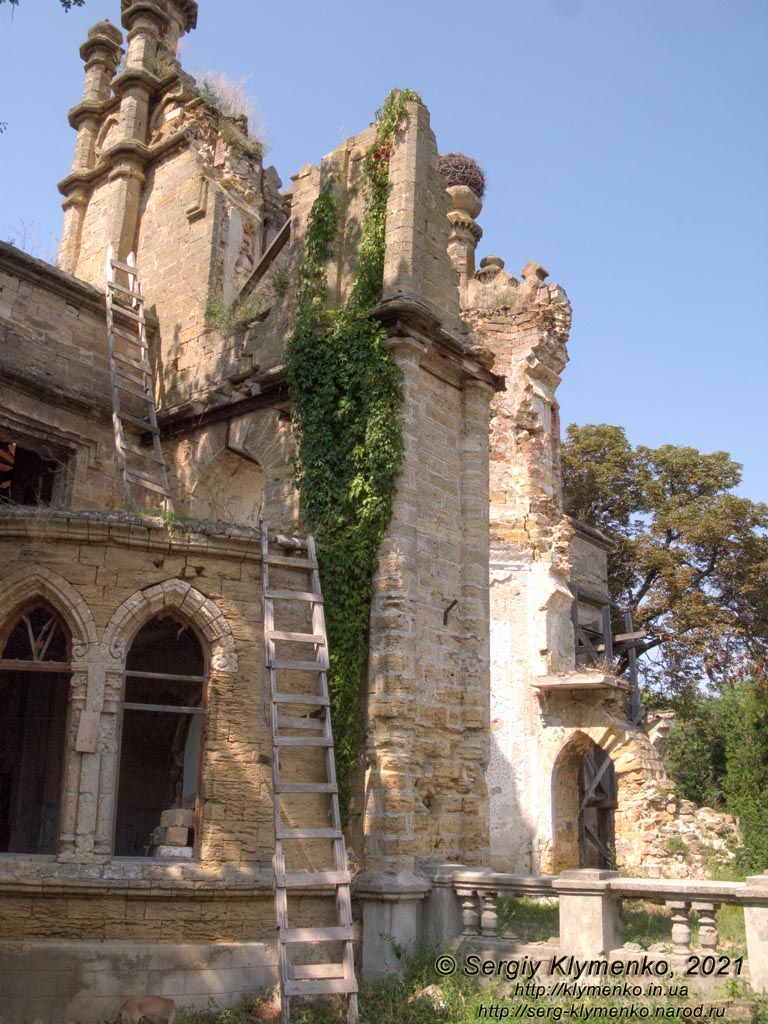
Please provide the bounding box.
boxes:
[488,728,536,874]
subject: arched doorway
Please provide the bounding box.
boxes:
[578,742,617,869]
[0,602,71,853]
[114,613,207,856]
[552,734,618,872]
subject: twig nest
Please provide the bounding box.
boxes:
[438,152,486,199]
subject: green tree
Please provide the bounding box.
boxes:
[562,424,768,697]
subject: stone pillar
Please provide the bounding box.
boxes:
[446,184,482,302]
[552,869,622,957]
[59,21,123,273]
[355,870,432,980]
[364,336,425,873]
[459,376,493,863]
[744,871,768,993]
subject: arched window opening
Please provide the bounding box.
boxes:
[0,602,71,854]
[114,614,206,857]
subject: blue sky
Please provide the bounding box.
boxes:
[1,0,766,502]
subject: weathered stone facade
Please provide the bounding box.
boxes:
[0,1,739,1020]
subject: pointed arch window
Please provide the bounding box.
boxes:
[0,602,72,854]
[114,613,207,858]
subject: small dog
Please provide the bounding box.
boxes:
[118,996,176,1024]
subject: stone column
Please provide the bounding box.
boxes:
[458,376,493,863]
[364,335,425,873]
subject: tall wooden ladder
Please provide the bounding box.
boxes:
[105,247,173,512]
[261,529,358,1024]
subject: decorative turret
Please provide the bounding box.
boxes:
[439,152,485,301]
[59,22,123,273]
[58,1,199,279]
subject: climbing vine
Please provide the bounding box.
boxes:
[286,89,420,816]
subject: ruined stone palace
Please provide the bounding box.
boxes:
[0,1,738,1019]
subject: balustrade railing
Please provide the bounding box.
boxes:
[443,868,767,991]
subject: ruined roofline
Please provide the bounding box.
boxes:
[0,241,105,315]
[568,516,615,551]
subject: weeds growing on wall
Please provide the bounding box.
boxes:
[286,89,420,815]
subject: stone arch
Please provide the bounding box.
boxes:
[551,729,619,872]
[188,447,265,527]
[102,578,237,673]
[0,565,97,657]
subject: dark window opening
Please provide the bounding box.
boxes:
[0,603,71,854]
[0,440,67,507]
[115,615,206,857]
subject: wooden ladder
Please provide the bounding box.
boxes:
[105,247,173,512]
[261,529,358,1024]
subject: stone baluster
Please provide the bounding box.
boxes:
[692,902,720,953]
[459,889,480,937]
[667,900,692,964]
[480,890,499,937]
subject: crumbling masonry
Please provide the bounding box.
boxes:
[0,2,738,1020]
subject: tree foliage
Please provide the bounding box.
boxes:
[664,669,768,871]
[286,89,419,816]
[562,423,768,696]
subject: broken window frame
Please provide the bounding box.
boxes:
[0,428,74,508]
[0,601,72,856]
[114,615,208,859]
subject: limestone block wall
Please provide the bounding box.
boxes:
[362,337,493,873]
[467,268,574,873]
[0,511,274,872]
[0,244,122,511]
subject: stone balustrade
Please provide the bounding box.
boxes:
[425,867,768,994]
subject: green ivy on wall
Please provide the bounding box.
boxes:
[285,89,420,816]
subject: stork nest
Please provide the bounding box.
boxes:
[438,153,486,199]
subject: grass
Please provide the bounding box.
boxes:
[497,896,746,956]
[173,944,767,1024]
[204,292,268,334]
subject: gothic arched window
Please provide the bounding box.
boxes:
[0,602,71,854]
[114,614,207,857]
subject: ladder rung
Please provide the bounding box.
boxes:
[274,735,333,747]
[108,280,143,300]
[269,658,329,672]
[265,554,318,569]
[265,589,322,602]
[116,366,147,388]
[124,446,168,467]
[272,693,329,706]
[116,380,151,401]
[277,827,341,840]
[111,303,145,322]
[110,257,140,274]
[287,963,348,979]
[276,714,325,730]
[276,782,337,794]
[281,926,353,943]
[280,871,350,888]
[283,979,357,997]
[270,630,325,644]
[119,411,159,432]
[110,325,144,345]
[114,351,150,372]
[125,473,168,495]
